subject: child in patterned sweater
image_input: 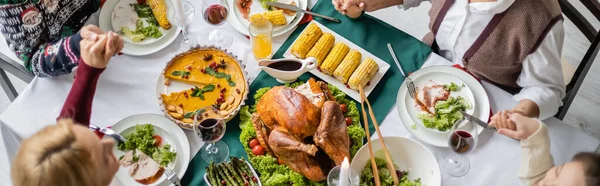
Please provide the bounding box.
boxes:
[0,0,122,77]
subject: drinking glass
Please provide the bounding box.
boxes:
[441,119,479,177]
[327,166,359,186]
[201,0,233,48]
[168,0,197,52]
[249,17,273,60]
[193,106,229,163]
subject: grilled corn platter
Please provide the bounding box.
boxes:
[283,21,391,101]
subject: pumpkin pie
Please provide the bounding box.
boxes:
[160,47,248,129]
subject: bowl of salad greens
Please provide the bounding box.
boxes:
[351,137,441,186]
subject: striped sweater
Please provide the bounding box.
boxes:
[0,0,101,77]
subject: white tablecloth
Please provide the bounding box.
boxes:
[1,1,598,185]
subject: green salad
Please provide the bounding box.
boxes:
[118,124,177,167]
[239,82,366,185]
[258,0,277,10]
[360,158,422,186]
[417,83,470,132]
[121,4,163,42]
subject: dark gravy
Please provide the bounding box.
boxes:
[267,61,302,71]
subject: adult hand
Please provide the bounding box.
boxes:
[80,25,105,42]
[80,35,115,69]
[489,110,516,131]
[491,113,542,140]
[107,31,124,55]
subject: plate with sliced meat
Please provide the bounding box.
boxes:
[109,114,191,186]
[396,66,490,147]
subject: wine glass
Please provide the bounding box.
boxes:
[168,0,198,52]
[201,0,233,48]
[441,119,479,177]
[193,106,229,163]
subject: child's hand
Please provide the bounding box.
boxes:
[490,113,542,140]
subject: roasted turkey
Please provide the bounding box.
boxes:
[251,79,350,181]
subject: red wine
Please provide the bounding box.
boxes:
[204,4,228,25]
[449,130,474,154]
[197,118,225,143]
[267,61,303,71]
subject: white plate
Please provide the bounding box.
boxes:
[110,0,169,45]
[406,72,476,134]
[203,160,263,186]
[351,137,441,186]
[100,0,182,56]
[226,0,307,37]
[282,20,391,101]
[397,66,490,147]
[108,114,191,186]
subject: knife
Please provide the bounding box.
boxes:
[266,2,341,23]
[459,110,496,131]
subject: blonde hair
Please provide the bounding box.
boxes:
[11,119,102,186]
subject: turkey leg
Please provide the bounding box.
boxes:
[268,129,328,181]
[314,101,350,165]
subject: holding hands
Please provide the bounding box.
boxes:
[490,113,541,140]
[332,0,404,16]
[79,25,124,69]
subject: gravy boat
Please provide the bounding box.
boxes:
[258,57,317,84]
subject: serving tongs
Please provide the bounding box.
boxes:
[358,86,399,186]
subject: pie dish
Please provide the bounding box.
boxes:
[158,45,249,129]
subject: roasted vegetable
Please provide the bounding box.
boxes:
[333,49,362,83]
[306,33,335,65]
[320,42,350,74]
[348,57,379,90]
[291,23,323,59]
[263,10,287,25]
[146,0,171,29]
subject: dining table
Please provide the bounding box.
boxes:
[1,0,599,185]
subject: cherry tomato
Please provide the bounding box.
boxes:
[252,145,265,155]
[248,139,260,148]
[345,117,352,126]
[221,180,226,185]
[153,135,163,147]
[340,104,348,113]
[137,0,146,4]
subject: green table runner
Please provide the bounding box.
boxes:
[181,1,431,185]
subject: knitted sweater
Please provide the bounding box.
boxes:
[57,59,104,126]
[519,121,554,185]
[0,0,100,77]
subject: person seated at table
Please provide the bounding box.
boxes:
[10,34,121,186]
[0,0,123,78]
[333,0,566,124]
[491,113,600,186]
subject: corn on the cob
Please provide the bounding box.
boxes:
[250,14,264,23]
[333,50,362,83]
[306,33,335,65]
[348,57,379,90]
[147,0,171,29]
[320,42,349,75]
[262,10,287,26]
[291,24,323,59]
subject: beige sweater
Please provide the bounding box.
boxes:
[519,121,555,185]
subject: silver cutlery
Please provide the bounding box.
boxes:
[89,124,127,143]
[266,2,341,23]
[459,110,497,131]
[164,167,181,186]
[387,43,417,98]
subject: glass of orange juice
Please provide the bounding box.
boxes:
[249,17,273,60]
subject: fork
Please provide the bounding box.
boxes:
[89,124,127,143]
[164,167,181,186]
[387,43,417,98]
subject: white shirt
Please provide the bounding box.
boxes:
[403,0,566,119]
